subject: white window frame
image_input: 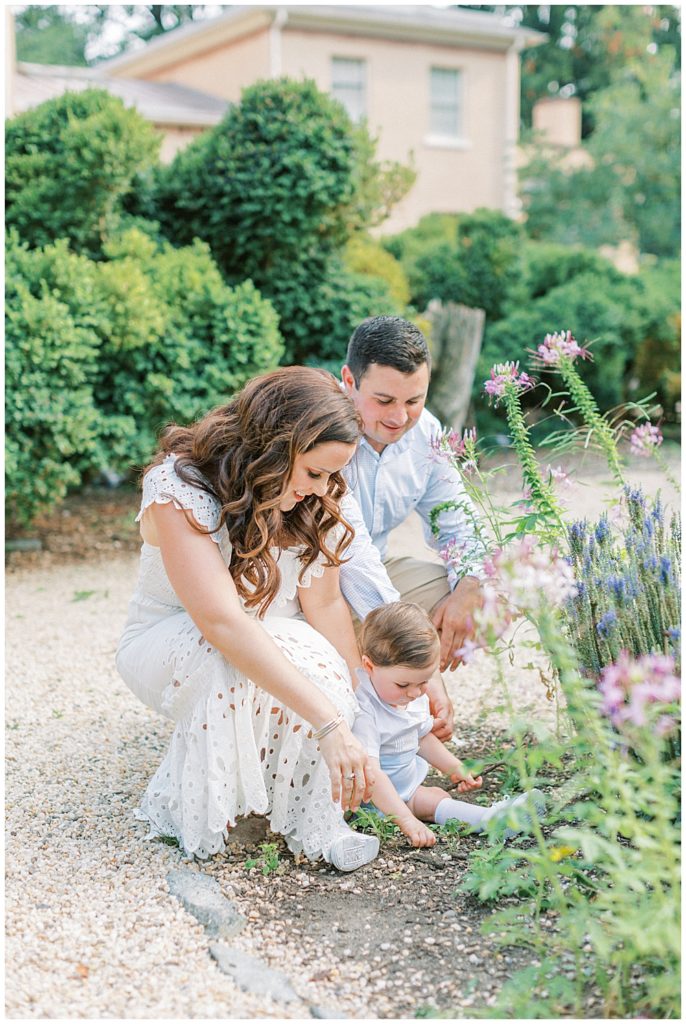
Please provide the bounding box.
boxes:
[331,56,367,122]
[426,66,469,149]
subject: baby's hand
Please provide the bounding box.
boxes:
[450,770,483,793]
[399,816,436,848]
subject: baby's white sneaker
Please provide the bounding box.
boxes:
[485,789,546,841]
[327,825,379,872]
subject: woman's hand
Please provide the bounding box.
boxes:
[318,723,375,812]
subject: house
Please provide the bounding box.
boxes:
[8,5,545,232]
[10,61,230,162]
[99,4,545,232]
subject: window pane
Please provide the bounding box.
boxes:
[331,57,366,122]
[430,67,461,137]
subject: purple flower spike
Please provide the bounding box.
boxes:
[630,422,664,457]
[537,330,590,366]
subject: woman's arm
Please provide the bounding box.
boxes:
[298,564,362,684]
[150,501,372,809]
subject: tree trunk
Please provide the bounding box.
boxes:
[426,299,485,432]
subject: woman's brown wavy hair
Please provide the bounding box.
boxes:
[147,366,362,615]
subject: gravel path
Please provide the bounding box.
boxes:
[6,450,679,1018]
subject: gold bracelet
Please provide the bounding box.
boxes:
[312,711,344,742]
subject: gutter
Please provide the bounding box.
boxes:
[269,7,288,78]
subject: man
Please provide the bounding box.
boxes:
[338,316,486,740]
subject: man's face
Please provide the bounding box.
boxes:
[342,362,429,453]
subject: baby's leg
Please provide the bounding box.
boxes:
[408,786,456,821]
[409,786,490,828]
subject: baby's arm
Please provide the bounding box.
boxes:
[366,759,436,848]
[418,732,482,792]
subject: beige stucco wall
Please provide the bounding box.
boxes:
[122,20,518,232]
[533,96,581,149]
[158,124,207,162]
[145,27,271,103]
[281,28,510,233]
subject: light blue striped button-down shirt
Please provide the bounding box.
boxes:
[339,407,487,619]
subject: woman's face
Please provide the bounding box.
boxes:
[279,440,357,512]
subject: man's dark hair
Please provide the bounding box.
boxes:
[345,316,431,385]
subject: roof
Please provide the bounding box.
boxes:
[13,62,229,127]
[101,4,546,76]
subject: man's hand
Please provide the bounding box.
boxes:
[426,673,454,741]
[431,576,483,673]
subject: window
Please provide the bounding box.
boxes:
[429,67,462,139]
[331,57,366,122]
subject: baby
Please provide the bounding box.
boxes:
[353,602,543,847]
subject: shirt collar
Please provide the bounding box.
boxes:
[359,430,413,461]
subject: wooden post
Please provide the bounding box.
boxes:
[426,300,485,432]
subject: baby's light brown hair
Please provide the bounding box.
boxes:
[360,602,440,669]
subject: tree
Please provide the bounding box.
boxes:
[520,11,680,258]
[14,5,90,65]
[87,5,224,60]
[460,5,680,134]
[13,5,223,65]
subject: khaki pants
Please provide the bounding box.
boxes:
[352,556,450,633]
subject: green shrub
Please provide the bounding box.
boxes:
[269,251,402,368]
[93,229,285,471]
[627,259,681,418]
[342,234,410,306]
[522,241,625,299]
[388,209,527,320]
[5,236,101,526]
[5,89,160,256]
[5,229,284,524]
[479,269,660,412]
[381,211,460,265]
[154,78,362,275]
[149,78,412,364]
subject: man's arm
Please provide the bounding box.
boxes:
[415,429,488,672]
[338,492,400,620]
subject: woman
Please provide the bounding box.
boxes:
[116,367,379,871]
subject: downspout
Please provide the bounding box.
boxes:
[503,37,524,218]
[6,6,16,118]
[269,7,287,78]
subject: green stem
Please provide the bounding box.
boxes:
[557,358,625,487]
[652,446,681,494]
[502,383,566,534]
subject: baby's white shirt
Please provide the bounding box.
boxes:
[352,669,434,762]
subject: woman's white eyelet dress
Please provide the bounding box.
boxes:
[116,454,357,860]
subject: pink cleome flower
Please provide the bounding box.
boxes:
[537,330,590,366]
[430,426,478,462]
[630,422,664,457]
[599,651,680,731]
[483,362,535,401]
[482,535,576,615]
[547,465,572,488]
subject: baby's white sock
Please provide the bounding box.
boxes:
[435,791,545,837]
[434,797,489,828]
